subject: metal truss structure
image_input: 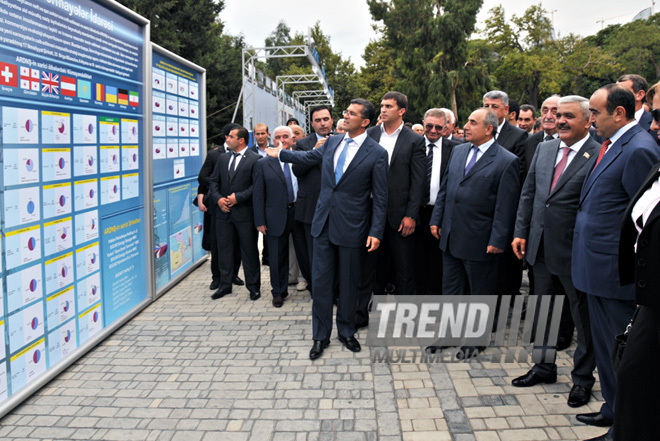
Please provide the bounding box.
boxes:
[233,33,334,132]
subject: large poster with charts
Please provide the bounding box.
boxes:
[151,45,206,293]
[0,0,149,405]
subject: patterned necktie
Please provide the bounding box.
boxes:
[550,147,571,192]
[283,162,295,203]
[229,152,239,180]
[424,144,435,203]
[591,139,611,174]
[335,138,353,184]
[544,134,554,142]
[464,145,479,176]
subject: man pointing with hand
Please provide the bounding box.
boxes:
[266,98,388,360]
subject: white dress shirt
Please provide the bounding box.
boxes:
[606,121,638,155]
[426,136,442,205]
[334,131,368,174]
[378,122,403,164]
[631,164,660,251]
[228,147,248,170]
[555,134,590,170]
[464,137,496,168]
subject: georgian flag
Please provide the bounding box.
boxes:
[20,67,40,91]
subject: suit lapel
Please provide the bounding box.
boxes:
[549,139,594,196]
[324,136,342,188]
[338,139,371,184]
[540,140,561,194]
[461,143,495,181]
[440,138,452,176]
[267,157,286,185]
[497,122,510,146]
[390,128,406,165]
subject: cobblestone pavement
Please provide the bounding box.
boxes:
[0,259,609,440]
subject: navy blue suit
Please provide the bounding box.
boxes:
[572,123,660,424]
[430,140,520,295]
[253,156,309,297]
[280,134,388,340]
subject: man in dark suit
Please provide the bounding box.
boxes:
[291,105,335,288]
[617,74,658,141]
[413,108,459,296]
[253,126,308,308]
[518,104,537,134]
[510,96,598,409]
[267,99,388,360]
[524,95,560,177]
[357,91,424,325]
[208,126,262,301]
[440,108,464,143]
[430,108,520,357]
[248,122,272,266]
[571,84,660,434]
[196,123,243,290]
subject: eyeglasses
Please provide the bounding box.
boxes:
[425,123,445,132]
[652,109,660,124]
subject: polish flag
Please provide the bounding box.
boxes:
[61,76,76,96]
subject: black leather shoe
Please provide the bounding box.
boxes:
[211,287,231,299]
[338,335,361,352]
[233,275,244,286]
[568,384,591,408]
[585,432,612,441]
[456,346,486,360]
[272,296,283,308]
[511,370,557,387]
[309,340,329,360]
[576,412,613,427]
[249,291,261,301]
[210,280,220,290]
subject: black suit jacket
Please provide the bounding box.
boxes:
[292,132,325,224]
[619,162,660,308]
[638,109,659,144]
[197,146,226,197]
[253,156,294,237]
[367,125,425,227]
[208,149,260,222]
[497,120,528,174]
[523,131,545,176]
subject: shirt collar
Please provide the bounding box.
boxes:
[344,131,368,148]
[609,120,638,145]
[234,146,248,156]
[559,133,590,152]
[635,107,644,122]
[474,137,496,153]
[381,122,404,137]
[424,135,442,147]
[497,120,506,137]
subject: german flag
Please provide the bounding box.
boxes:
[118,88,128,105]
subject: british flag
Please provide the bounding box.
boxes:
[41,71,59,94]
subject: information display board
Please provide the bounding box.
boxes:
[0,0,149,403]
[150,45,206,293]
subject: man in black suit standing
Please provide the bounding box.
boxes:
[430,108,520,357]
[291,105,334,286]
[413,108,459,296]
[524,95,560,177]
[196,123,243,290]
[510,96,598,409]
[208,126,261,301]
[355,91,424,328]
[617,74,658,141]
[253,126,308,308]
[267,99,388,360]
[248,122,272,266]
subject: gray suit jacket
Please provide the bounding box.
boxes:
[514,136,599,275]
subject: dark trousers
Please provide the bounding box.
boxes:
[266,207,309,297]
[613,305,660,440]
[413,205,443,295]
[587,294,636,421]
[311,226,362,341]
[442,250,500,296]
[295,221,312,287]
[530,261,595,388]
[209,205,241,283]
[217,217,260,293]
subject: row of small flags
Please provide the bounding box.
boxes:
[0,61,139,107]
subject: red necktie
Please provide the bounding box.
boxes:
[592,139,611,173]
[550,147,570,192]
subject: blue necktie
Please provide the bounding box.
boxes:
[464,145,479,176]
[335,138,353,184]
[283,162,295,203]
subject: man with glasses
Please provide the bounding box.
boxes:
[413,108,459,296]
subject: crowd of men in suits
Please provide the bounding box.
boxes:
[196,74,660,441]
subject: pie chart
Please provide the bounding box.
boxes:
[191,108,195,114]
[90,252,96,264]
[132,153,137,162]
[112,185,118,194]
[58,122,65,133]
[181,127,185,132]
[59,157,66,169]
[132,127,137,136]
[112,154,117,164]
[64,330,71,342]
[181,147,185,152]
[192,146,196,152]
[29,279,38,292]
[111,125,117,135]
[169,147,174,152]
[27,237,36,251]
[93,311,99,322]
[155,101,160,107]
[26,119,34,132]
[26,158,34,171]
[90,219,95,230]
[88,156,94,166]
[61,227,67,240]
[155,125,161,132]
[61,266,68,278]
[91,285,97,295]
[88,124,94,134]
[63,301,69,312]
[59,195,66,206]
[155,78,160,85]
[89,189,94,198]
[168,105,173,111]
[180,107,184,113]
[31,317,39,330]
[169,126,174,132]
[191,127,196,133]
[33,349,41,363]
[155,148,161,154]
[27,200,35,214]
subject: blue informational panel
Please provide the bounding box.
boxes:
[0,0,148,401]
[151,45,206,293]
